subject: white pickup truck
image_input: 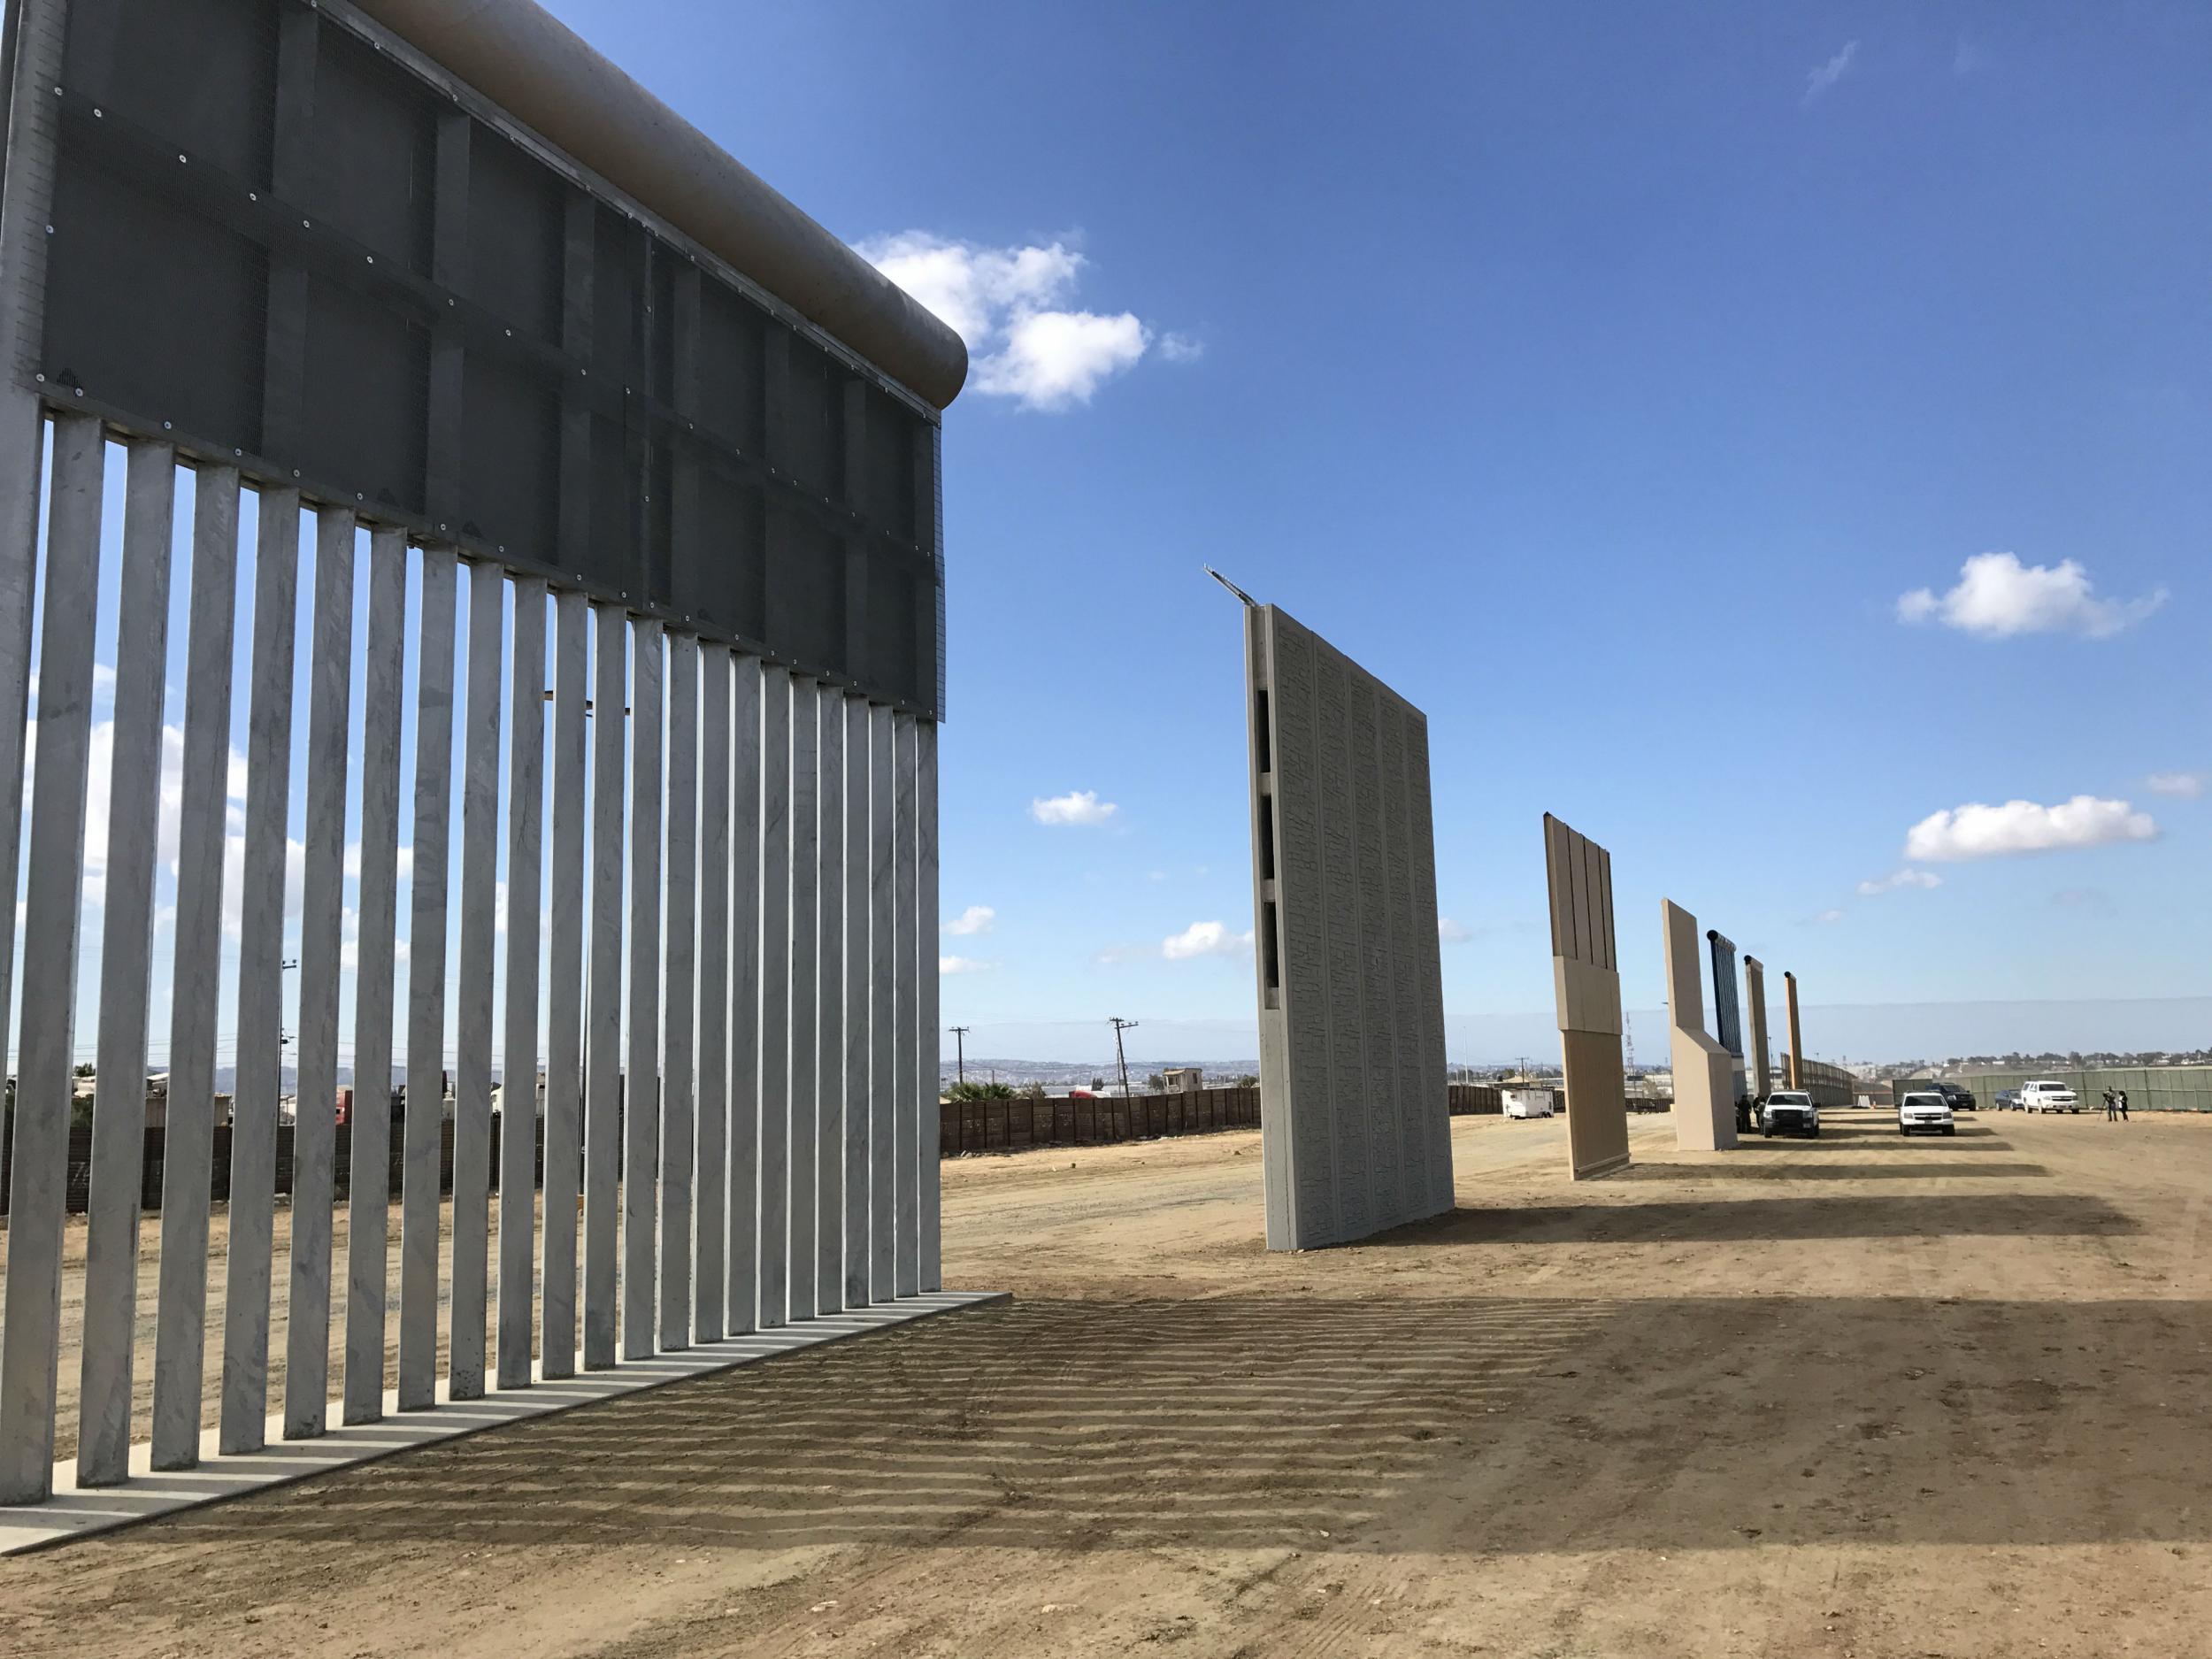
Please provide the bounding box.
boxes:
[2018,1079,2081,1114]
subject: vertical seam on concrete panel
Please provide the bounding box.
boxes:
[757,664,791,1328]
[449,559,504,1401]
[659,630,698,1351]
[283,506,356,1437]
[541,588,589,1376]
[399,546,457,1410]
[726,655,763,1333]
[623,618,664,1361]
[582,603,626,1369]
[0,415,102,1502]
[219,485,301,1455]
[694,642,730,1341]
[75,441,177,1485]
[343,528,407,1423]
[498,577,548,1388]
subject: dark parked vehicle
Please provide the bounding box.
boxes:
[1935,1081,1976,1111]
[1993,1088,2021,1111]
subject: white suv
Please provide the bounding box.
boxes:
[2019,1079,2079,1114]
[1898,1091,1956,1136]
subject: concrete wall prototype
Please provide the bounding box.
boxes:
[0,0,957,1519]
[1543,815,1630,1180]
[1246,604,1453,1249]
[1662,901,1737,1151]
[1707,930,1748,1107]
[1744,956,1772,1099]
[1785,972,1804,1089]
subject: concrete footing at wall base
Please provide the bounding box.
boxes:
[0,1289,1006,1555]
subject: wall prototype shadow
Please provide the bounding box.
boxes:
[134,1292,2212,1559]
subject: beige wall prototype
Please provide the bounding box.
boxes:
[1662,900,1737,1151]
[1785,972,1804,1089]
[1543,814,1630,1180]
[1246,603,1453,1250]
[1745,956,1771,1099]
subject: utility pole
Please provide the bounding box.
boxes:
[1110,1018,1139,1101]
[949,1025,972,1086]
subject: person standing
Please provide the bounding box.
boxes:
[2117,1087,2130,1122]
[2103,1087,2118,1121]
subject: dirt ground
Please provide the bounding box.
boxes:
[4,1106,2209,1658]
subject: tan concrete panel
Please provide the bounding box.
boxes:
[1563,1026,1631,1179]
[1662,898,1737,1151]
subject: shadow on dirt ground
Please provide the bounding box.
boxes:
[118,1290,2208,1561]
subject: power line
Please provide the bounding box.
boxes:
[1110,1017,1138,1103]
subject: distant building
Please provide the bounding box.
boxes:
[1161,1067,1205,1094]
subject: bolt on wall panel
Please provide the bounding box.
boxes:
[1244,604,1452,1252]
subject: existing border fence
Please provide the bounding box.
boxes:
[941,1087,1259,1156]
[1895,1065,2212,1114]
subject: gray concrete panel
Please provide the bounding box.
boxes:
[1244,604,1451,1251]
[150,467,241,1465]
[219,487,302,1455]
[342,531,407,1423]
[694,644,731,1341]
[498,579,548,1388]
[918,719,942,1291]
[399,548,457,1409]
[841,695,871,1307]
[283,507,357,1435]
[75,442,177,1485]
[1745,956,1772,1101]
[815,681,846,1315]
[660,632,698,1350]
[757,666,792,1327]
[0,417,104,1502]
[623,619,664,1360]
[726,656,764,1333]
[582,603,626,1368]
[541,589,589,1375]
[893,713,920,1296]
[787,680,819,1317]
[1544,814,1630,1182]
[449,560,505,1401]
[868,703,895,1299]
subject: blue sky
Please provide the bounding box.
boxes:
[566,0,2200,1064]
[25,4,2208,1077]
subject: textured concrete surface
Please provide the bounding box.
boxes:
[1663,899,1738,1153]
[1245,603,1451,1250]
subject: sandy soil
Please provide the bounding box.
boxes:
[4,1107,2208,1658]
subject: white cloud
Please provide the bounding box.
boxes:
[1803,41,1859,104]
[1905,795,2158,862]
[1856,868,1943,896]
[1157,332,1204,364]
[2146,772,2205,799]
[1896,553,2164,639]
[1031,789,1118,827]
[1438,917,1473,943]
[1812,909,1845,925]
[861,233,1171,410]
[940,955,995,975]
[1163,920,1251,961]
[945,904,996,936]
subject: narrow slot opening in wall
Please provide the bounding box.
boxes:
[1258,791,1276,882]
[1262,899,1281,1007]
[1254,687,1271,774]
